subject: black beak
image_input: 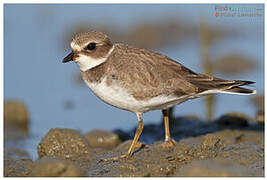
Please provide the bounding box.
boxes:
[62,51,75,63]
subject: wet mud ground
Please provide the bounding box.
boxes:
[4,102,264,177]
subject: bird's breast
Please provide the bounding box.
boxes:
[84,78,144,112]
[83,77,188,113]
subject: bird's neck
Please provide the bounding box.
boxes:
[80,61,109,84]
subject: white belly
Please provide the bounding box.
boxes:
[84,78,189,113]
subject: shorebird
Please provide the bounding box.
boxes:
[63,31,255,160]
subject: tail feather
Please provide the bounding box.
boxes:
[188,74,256,95]
[222,80,256,95]
[223,86,256,95]
[233,80,255,86]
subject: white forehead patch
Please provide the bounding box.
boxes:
[70,42,82,51]
[75,45,114,71]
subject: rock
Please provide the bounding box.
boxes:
[177,159,256,177]
[4,125,27,140]
[215,129,246,144]
[85,130,121,149]
[30,156,87,177]
[118,162,138,173]
[37,128,92,160]
[201,134,222,150]
[115,140,144,153]
[4,100,29,131]
[4,158,34,177]
[4,127,264,177]
[215,112,249,127]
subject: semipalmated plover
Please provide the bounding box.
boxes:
[63,31,256,160]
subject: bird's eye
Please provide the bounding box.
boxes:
[87,42,96,51]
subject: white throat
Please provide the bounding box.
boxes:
[75,45,114,71]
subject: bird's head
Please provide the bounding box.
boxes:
[63,31,114,71]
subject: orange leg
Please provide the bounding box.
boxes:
[162,109,176,147]
[102,113,144,161]
[126,113,144,156]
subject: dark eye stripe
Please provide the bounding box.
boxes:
[87,42,96,50]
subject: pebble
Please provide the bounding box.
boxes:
[30,156,87,177]
[4,100,29,130]
[37,128,92,160]
[85,130,121,149]
[177,159,256,176]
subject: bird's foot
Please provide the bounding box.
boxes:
[161,138,177,148]
[100,154,130,162]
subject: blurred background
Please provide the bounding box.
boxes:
[4,4,264,160]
